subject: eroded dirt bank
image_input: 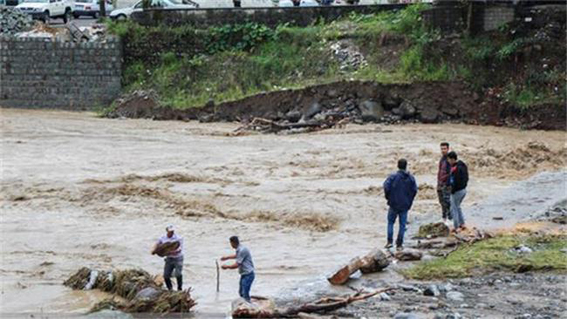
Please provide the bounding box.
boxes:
[108,81,567,131]
[0,109,565,316]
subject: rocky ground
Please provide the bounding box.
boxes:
[339,272,567,319]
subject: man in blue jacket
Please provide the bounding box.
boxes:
[383,159,418,251]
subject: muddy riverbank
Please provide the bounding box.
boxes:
[108,81,567,131]
[0,109,565,316]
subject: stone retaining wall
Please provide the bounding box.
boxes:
[0,36,122,109]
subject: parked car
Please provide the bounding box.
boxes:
[73,0,113,18]
[109,0,198,20]
[278,0,319,7]
[16,0,74,23]
[2,0,23,6]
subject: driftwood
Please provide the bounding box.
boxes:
[234,117,346,134]
[328,249,389,285]
[232,288,394,318]
[415,228,493,251]
[65,267,196,314]
[152,241,180,257]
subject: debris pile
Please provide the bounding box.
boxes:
[16,22,71,41]
[0,6,33,35]
[417,222,450,238]
[64,267,196,314]
[330,40,368,72]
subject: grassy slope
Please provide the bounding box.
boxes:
[107,4,566,110]
[403,235,567,280]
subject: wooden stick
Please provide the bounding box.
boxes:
[215,260,220,293]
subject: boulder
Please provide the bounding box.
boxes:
[394,249,423,261]
[398,100,417,119]
[358,100,384,122]
[446,291,465,302]
[424,284,440,297]
[286,110,302,123]
[441,105,459,116]
[300,102,322,121]
[420,108,440,123]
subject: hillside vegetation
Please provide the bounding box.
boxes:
[107,4,566,111]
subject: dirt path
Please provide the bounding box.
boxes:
[0,109,565,316]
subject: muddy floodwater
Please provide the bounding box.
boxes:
[1,109,565,316]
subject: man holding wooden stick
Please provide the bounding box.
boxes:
[220,236,255,302]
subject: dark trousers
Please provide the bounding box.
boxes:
[387,207,408,247]
[437,185,451,219]
[233,0,241,7]
[239,272,255,302]
[164,256,183,291]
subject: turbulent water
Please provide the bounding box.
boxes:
[0,109,565,316]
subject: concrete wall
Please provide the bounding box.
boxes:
[482,6,515,31]
[0,36,122,109]
[131,4,408,28]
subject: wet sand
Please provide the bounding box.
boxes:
[0,109,565,316]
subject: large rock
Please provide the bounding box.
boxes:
[300,102,322,122]
[398,100,417,119]
[420,108,440,123]
[446,291,465,302]
[358,100,384,122]
[394,249,423,261]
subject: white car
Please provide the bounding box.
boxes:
[278,0,320,7]
[109,0,198,20]
[278,0,319,6]
[73,0,113,18]
[16,0,74,23]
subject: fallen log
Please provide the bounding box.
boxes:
[359,249,390,274]
[232,288,394,318]
[275,288,394,318]
[327,256,362,285]
[327,249,390,285]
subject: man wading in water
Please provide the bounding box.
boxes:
[220,236,255,302]
[152,225,184,291]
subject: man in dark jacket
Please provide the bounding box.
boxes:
[447,151,468,231]
[437,142,452,224]
[383,159,418,250]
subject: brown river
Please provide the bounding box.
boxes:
[1,109,565,316]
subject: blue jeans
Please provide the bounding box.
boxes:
[450,189,467,228]
[387,207,408,246]
[239,272,255,302]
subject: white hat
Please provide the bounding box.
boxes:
[166,225,175,232]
